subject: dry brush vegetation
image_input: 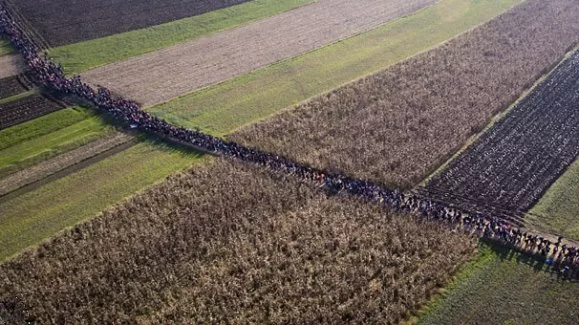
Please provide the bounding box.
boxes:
[0,159,475,323]
[232,0,579,189]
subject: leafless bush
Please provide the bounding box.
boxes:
[0,159,475,323]
[232,0,579,189]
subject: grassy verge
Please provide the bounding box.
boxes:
[0,108,113,178]
[149,0,522,137]
[0,141,205,262]
[50,0,315,75]
[415,243,579,324]
[527,158,579,240]
[0,39,13,56]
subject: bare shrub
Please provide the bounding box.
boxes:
[0,159,475,323]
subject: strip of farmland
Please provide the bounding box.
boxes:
[150,0,522,136]
[0,39,13,56]
[0,0,523,265]
[0,159,475,323]
[8,0,255,47]
[0,132,135,197]
[0,53,23,78]
[0,75,30,99]
[528,158,579,240]
[49,0,315,75]
[0,142,203,262]
[232,0,579,190]
[418,243,579,324]
[0,107,117,180]
[0,94,66,130]
[422,51,579,216]
[82,0,438,106]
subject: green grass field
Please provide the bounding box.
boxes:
[0,141,205,261]
[527,159,579,241]
[416,243,579,324]
[149,0,522,137]
[0,39,13,56]
[0,108,113,177]
[50,0,315,75]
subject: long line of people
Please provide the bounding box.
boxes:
[1,3,577,280]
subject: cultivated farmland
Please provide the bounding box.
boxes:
[0,94,66,130]
[1,0,579,323]
[0,159,476,323]
[0,74,32,99]
[8,0,253,46]
[0,0,522,265]
[49,0,315,75]
[0,39,13,56]
[0,53,22,78]
[233,0,579,190]
[528,158,579,240]
[423,50,579,216]
[0,132,134,197]
[419,243,579,324]
[149,0,522,136]
[82,0,437,106]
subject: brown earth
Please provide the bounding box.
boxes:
[232,0,579,190]
[0,158,476,323]
[0,54,23,79]
[0,132,134,197]
[82,0,437,106]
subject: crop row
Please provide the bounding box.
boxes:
[0,93,65,130]
[0,75,27,99]
[423,51,579,215]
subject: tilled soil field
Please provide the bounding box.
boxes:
[0,54,23,79]
[0,94,65,130]
[0,159,475,323]
[232,0,579,189]
[7,0,252,46]
[422,51,579,215]
[0,76,26,99]
[82,0,437,106]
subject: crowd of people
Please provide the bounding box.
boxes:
[1,3,577,280]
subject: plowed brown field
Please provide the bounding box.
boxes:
[82,0,436,106]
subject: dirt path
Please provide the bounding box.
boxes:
[82,0,436,106]
[0,54,23,79]
[0,132,135,198]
